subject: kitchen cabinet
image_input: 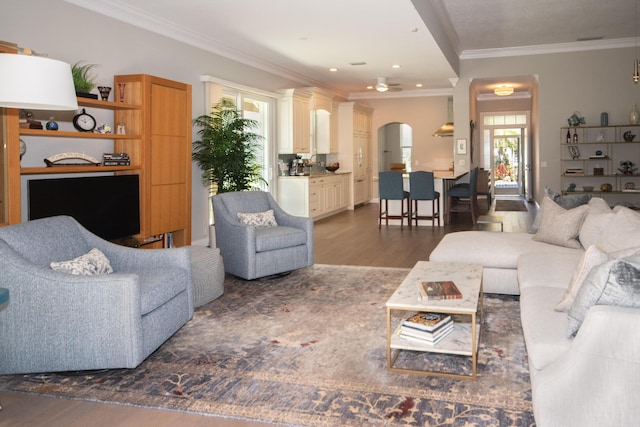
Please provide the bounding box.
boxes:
[338,102,373,207]
[310,88,337,154]
[278,88,312,154]
[278,173,351,219]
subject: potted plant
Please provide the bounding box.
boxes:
[71,61,98,99]
[193,99,265,246]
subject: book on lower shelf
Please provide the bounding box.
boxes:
[398,322,454,345]
[418,281,463,300]
[403,312,452,332]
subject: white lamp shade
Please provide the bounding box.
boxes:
[0,54,78,110]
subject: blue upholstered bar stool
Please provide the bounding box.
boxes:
[446,167,479,225]
[378,171,411,229]
[0,287,8,411]
[409,171,440,227]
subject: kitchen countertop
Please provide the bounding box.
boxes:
[279,171,352,178]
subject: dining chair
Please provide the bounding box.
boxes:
[378,171,411,228]
[409,171,440,226]
[446,167,479,225]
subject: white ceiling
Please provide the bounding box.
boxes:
[66,0,639,98]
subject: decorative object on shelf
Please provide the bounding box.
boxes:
[326,162,340,172]
[117,82,126,103]
[594,167,604,175]
[0,51,78,111]
[71,61,98,99]
[582,186,594,192]
[102,152,130,166]
[618,160,638,175]
[45,117,58,131]
[95,124,112,134]
[567,183,576,192]
[600,183,613,192]
[631,105,640,125]
[625,182,636,190]
[600,112,609,126]
[19,138,26,160]
[44,152,101,167]
[97,86,111,101]
[567,111,585,127]
[116,123,126,135]
[623,131,636,142]
[572,128,578,143]
[568,145,580,159]
[596,131,605,142]
[72,108,97,132]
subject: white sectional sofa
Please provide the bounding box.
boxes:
[430,196,640,427]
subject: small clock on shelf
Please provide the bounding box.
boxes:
[72,108,96,132]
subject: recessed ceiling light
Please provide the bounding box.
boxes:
[392,64,401,69]
[329,68,338,72]
[416,83,423,88]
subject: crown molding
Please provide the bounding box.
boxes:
[64,0,324,88]
[461,37,638,60]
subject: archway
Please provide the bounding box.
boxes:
[378,122,413,173]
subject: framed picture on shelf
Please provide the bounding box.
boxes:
[568,145,580,159]
[456,138,467,155]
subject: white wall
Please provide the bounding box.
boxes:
[2,0,305,244]
[459,47,640,201]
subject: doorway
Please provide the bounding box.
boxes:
[481,113,531,199]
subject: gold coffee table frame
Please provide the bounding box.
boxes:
[386,261,484,380]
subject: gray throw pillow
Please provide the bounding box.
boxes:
[567,254,640,337]
[532,197,588,249]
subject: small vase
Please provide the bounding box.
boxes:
[630,105,640,125]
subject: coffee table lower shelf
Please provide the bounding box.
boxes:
[387,319,481,380]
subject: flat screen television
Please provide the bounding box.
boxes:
[28,174,141,241]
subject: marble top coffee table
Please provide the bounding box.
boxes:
[386,261,484,380]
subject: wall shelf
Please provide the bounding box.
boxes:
[19,129,140,139]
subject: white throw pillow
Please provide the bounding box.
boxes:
[595,207,640,252]
[50,248,113,275]
[237,209,278,227]
[555,245,610,312]
[532,197,589,249]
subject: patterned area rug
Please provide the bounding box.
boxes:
[0,265,534,426]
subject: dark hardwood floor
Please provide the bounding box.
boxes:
[0,197,537,426]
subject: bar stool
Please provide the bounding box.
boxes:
[378,171,410,228]
[0,288,8,411]
[446,167,479,225]
[409,171,440,226]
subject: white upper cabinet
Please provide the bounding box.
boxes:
[278,88,312,154]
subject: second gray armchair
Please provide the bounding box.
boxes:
[212,191,314,280]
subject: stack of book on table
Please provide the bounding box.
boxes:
[398,312,454,346]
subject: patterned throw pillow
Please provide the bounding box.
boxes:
[567,254,640,337]
[50,248,113,275]
[237,210,278,227]
[530,187,592,233]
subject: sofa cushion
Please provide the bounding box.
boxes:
[520,286,572,371]
[532,197,588,249]
[237,209,278,227]
[567,254,640,337]
[554,245,610,312]
[595,207,640,253]
[255,226,307,252]
[518,251,581,292]
[578,198,615,248]
[50,248,113,275]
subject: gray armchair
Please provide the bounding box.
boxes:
[0,216,193,375]
[212,191,314,280]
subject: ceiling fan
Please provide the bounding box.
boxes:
[374,77,402,92]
